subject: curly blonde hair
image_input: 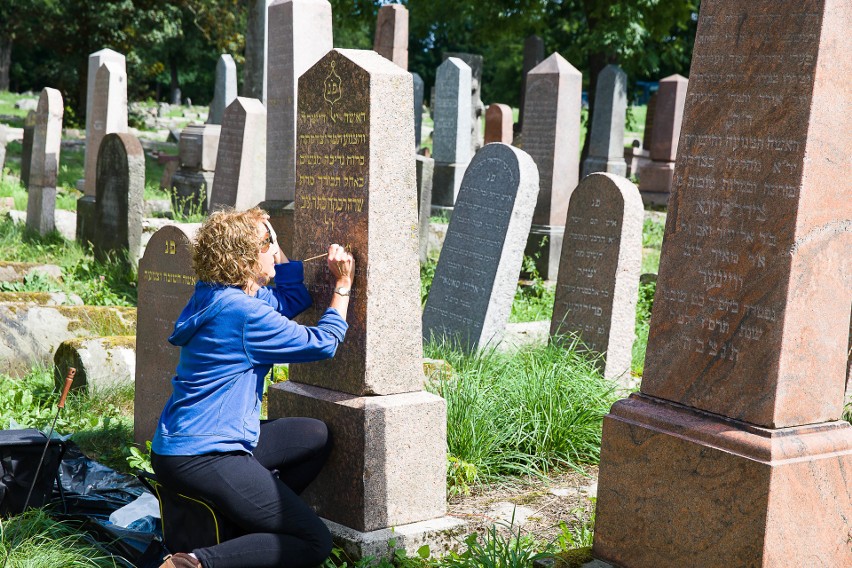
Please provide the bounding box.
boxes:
[193,207,268,287]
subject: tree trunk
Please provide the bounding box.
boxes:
[0,35,11,92]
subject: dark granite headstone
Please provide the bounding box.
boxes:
[20,110,36,190]
[412,72,424,148]
[593,1,852,565]
[134,224,198,445]
[432,57,472,208]
[518,35,545,132]
[25,89,63,236]
[550,173,643,382]
[93,133,144,265]
[423,143,539,351]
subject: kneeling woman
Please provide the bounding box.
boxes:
[152,207,354,568]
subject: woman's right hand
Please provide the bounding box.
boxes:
[327,244,354,286]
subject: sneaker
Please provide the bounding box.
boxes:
[159,553,201,568]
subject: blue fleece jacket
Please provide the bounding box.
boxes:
[151,261,348,456]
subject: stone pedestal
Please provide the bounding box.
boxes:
[268,382,447,532]
[258,199,294,258]
[594,394,852,567]
[432,161,466,208]
[524,224,563,281]
[637,161,674,206]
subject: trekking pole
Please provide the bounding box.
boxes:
[0,367,74,568]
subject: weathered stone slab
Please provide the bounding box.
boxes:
[134,224,198,445]
[83,49,126,192]
[431,58,471,207]
[0,262,62,283]
[373,4,408,69]
[208,97,267,211]
[518,35,545,132]
[179,124,220,171]
[593,1,852,565]
[83,57,128,197]
[582,65,627,177]
[290,48,421,396]
[522,53,582,280]
[268,382,447,532]
[93,133,144,265]
[484,103,513,145]
[54,336,135,393]
[550,173,643,382]
[416,154,434,263]
[20,110,36,189]
[26,88,63,236]
[0,303,136,377]
[412,72,424,148]
[423,143,539,351]
[207,54,237,125]
[266,0,333,203]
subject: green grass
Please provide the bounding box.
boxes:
[631,280,656,377]
[0,91,37,127]
[641,216,665,274]
[425,339,618,494]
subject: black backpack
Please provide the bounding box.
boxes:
[0,428,66,516]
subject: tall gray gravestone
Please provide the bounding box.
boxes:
[20,110,36,190]
[208,97,267,211]
[412,72,424,148]
[518,35,545,132]
[638,74,688,205]
[423,143,540,351]
[550,173,643,383]
[265,0,333,255]
[243,0,273,101]
[268,49,460,551]
[416,154,434,263]
[593,1,852,565]
[26,88,63,236]
[522,53,582,281]
[432,57,472,209]
[207,54,237,125]
[93,133,144,265]
[78,59,128,246]
[582,64,628,177]
[171,124,220,214]
[373,3,408,69]
[134,224,198,445]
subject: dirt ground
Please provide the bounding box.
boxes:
[445,465,599,546]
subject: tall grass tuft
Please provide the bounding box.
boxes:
[0,509,121,567]
[425,339,618,493]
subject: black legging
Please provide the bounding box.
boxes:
[151,418,333,568]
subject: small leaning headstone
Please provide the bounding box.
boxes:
[26,89,64,236]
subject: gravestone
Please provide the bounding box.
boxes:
[641,92,656,151]
[521,53,582,281]
[416,154,434,263]
[550,173,642,383]
[484,103,513,144]
[373,3,408,69]
[582,64,628,177]
[412,72,424,148]
[243,0,273,101]
[432,57,472,209]
[25,88,63,236]
[443,52,485,155]
[268,49,458,545]
[20,110,36,189]
[134,224,198,445]
[517,35,545,132]
[422,143,539,351]
[593,1,852,565]
[638,74,688,205]
[265,0,333,255]
[78,60,128,246]
[207,54,237,125]
[171,124,220,214]
[93,133,144,265]
[208,97,267,211]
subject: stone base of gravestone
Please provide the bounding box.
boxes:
[25,186,56,235]
[637,161,674,205]
[432,162,466,207]
[324,516,467,561]
[170,169,213,215]
[76,195,97,246]
[524,224,564,281]
[53,335,135,393]
[581,156,627,179]
[259,200,294,259]
[268,382,447,532]
[593,394,852,567]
